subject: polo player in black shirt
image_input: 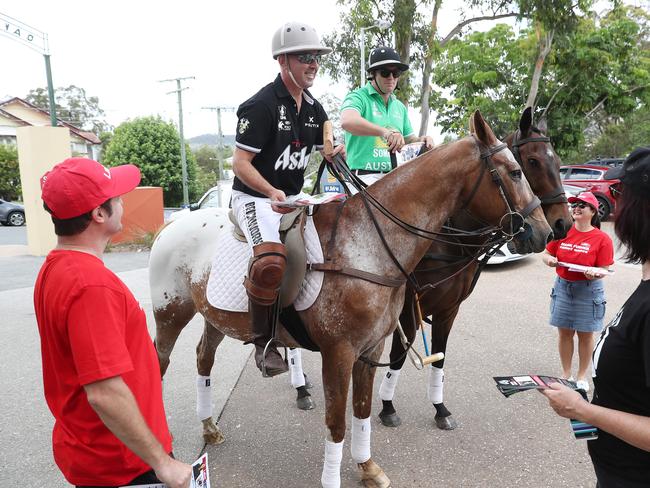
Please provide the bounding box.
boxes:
[231,21,344,377]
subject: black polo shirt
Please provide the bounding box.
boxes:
[233,74,328,198]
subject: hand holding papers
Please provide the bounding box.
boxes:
[494,375,597,440]
[271,193,346,208]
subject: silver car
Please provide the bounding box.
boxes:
[0,199,25,226]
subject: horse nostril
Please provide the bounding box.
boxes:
[546,231,554,244]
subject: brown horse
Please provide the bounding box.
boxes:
[376,107,571,430]
[149,111,552,488]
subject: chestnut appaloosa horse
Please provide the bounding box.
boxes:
[372,107,572,430]
[149,111,552,488]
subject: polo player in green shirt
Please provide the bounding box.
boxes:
[341,46,433,186]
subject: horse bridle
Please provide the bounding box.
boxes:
[511,128,567,206]
[462,139,541,238]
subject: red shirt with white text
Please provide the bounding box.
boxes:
[546,226,614,281]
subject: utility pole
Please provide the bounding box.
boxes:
[160,76,195,206]
[202,106,235,207]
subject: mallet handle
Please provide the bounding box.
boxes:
[323,120,334,157]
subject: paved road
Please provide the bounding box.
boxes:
[0,227,640,487]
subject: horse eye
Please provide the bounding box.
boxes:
[510,169,522,180]
[527,158,539,167]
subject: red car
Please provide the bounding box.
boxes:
[559,164,620,220]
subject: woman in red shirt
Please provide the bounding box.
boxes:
[541,191,614,392]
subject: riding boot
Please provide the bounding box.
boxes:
[249,300,288,377]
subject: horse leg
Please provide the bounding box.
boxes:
[287,348,314,411]
[320,345,355,488]
[429,309,459,430]
[154,298,196,378]
[196,319,226,445]
[353,341,390,488]
[377,299,416,427]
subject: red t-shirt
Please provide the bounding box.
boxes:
[33,250,172,486]
[546,226,614,281]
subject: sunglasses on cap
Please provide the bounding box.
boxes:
[379,69,401,78]
[570,202,589,209]
[295,53,322,64]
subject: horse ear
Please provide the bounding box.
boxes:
[519,106,533,135]
[472,110,498,146]
[538,117,548,134]
[468,112,476,133]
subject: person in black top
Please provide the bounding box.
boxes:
[542,146,650,487]
[231,21,344,377]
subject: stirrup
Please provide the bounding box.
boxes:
[260,337,288,378]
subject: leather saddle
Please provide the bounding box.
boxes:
[228,208,308,307]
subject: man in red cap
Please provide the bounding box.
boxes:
[34,158,191,488]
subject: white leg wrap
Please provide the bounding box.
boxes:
[378,368,402,401]
[196,375,213,420]
[288,348,305,388]
[321,439,344,488]
[351,416,371,463]
[427,366,444,404]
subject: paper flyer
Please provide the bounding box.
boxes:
[271,192,346,208]
[119,453,210,488]
[557,262,614,275]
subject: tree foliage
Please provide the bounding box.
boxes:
[102,116,201,206]
[25,85,110,134]
[0,145,21,201]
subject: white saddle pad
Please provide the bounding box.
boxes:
[206,216,324,312]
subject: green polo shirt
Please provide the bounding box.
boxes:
[341,83,414,171]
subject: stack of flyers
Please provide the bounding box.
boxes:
[271,192,346,208]
[494,375,598,441]
[493,374,577,397]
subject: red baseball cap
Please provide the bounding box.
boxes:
[568,191,598,211]
[41,157,141,219]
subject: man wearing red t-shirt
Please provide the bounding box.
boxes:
[34,158,191,488]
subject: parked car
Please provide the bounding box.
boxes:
[559,164,619,220]
[168,181,233,222]
[0,199,26,226]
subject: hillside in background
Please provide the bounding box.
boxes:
[188,133,235,148]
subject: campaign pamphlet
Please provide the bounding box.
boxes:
[119,453,211,488]
[493,375,597,440]
[395,142,427,165]
[557,262,614,275]
[271,192,346,208]
[191,453,211,488]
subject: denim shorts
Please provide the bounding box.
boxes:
[549,276,606,332]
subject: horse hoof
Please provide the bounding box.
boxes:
[358,459,391,488]
[378,410,402,428]
[296,394,315,410]
[201,417,225,445]
[435,415,458,431]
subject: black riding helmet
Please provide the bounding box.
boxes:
[367,46,409,74]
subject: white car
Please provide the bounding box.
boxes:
[168,181,233,222]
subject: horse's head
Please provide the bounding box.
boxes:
[466,110,552,254]
[504,107,572,240]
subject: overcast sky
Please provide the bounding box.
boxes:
[1,1,533,140]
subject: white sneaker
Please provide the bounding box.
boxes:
[576,380,590,392]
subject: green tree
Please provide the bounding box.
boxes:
[193,144,233,179]
[0,145,21,201]
[102,116,201,206]
[25,85,110,134]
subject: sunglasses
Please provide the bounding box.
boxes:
[379,69,401,78]
[295,53,322,64]
[570,202,589,209]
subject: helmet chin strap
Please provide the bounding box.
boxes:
[285,54,306,90]
[371,74,387,95]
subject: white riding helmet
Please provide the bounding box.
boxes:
[271,22,332,59]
